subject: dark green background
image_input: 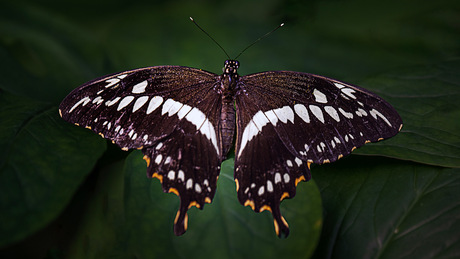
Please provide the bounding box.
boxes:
[1,0,459,258]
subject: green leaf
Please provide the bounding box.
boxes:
[355,59,460,168]
[313,157,460,259]
[0,91,106,248]
[64,151,322,258]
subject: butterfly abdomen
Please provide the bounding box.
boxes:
[219,60,239,158]
[220,94,236,158]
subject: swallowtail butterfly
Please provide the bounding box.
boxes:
[59,29,402,239]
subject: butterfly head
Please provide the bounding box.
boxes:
[223,60,239,75]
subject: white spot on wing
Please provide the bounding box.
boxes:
[334,82,346,89]
[132,96,149,112]
[309,105,324,123]
[341,88,357,99]
[286,160,293,167]
[146,96,163,114]
[313,89,328,103]
[186,179,193,189]
[370,109,392,126]
[167,170,175,180]
[294,104,310,123]
[252,110,270,130]
[117,96,135,111]
[155,142,163,150]
[105,78,119,88]
[178,170,184,181]
[164,156,171,164]
[132,80,148,94]
[92,96,103,105]
[195,183,202,193]
[162,98,183,116]
[267,180,273,192]
[283,173,290,183]
[273,106,295,124]
[295,157,302,166]
[356,108,368,117]
[339,108,353,119]
[325,106,340,122]
[184,107,219,156]
[275,173,282,184]
[258,186,265,196]
[155,154,162,165]
[106,97,121,107]
[185,107,206,127]
[177,104,192,119]
[69,97,91,113]
[264,110,279,126]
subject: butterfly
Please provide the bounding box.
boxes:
[59,22,402,238]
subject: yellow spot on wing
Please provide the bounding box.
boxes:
[205,197,211,203]
[281,216,289,228]
[188,201,200,209]
[351,146,357,151]
[322,159,330,164]
[244,200,255,210]
[273,219,280,236]
[58,109,62,117]
[295,175,306,186]
[235,178,240,191]
[121,147,128,151]
[168,188,179,196]
[143,155,150,167]
[338,154,344,160]
[184,213,188,231]
[280,192,290,201]
[98,132,105,138]
[260,205,272,213]
[152,172,163,183]
[365,140,371,144]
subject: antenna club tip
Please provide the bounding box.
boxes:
[190,17,194,21]
[280,23,285,27]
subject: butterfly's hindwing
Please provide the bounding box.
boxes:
[234,96,311,237]
[59,66,225,234]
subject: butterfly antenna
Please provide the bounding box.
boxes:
[190,17,231,60]
[234,22,284,60]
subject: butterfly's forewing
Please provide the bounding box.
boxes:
[59,66,224,235]
[234,71,403,237]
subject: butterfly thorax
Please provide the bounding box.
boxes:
[219,60,239,158]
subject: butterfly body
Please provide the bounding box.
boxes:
[60,59,402,238]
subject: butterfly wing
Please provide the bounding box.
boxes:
[235,71,402,237]
[59,66,224,235]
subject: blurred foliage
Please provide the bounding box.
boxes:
[0,0,459,258]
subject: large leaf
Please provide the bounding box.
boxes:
[312,157,460,259]
[355,59,460,168]
[0,91,106,248]
[63,151,323,258]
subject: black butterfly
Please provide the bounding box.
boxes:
[60,57,402,238]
